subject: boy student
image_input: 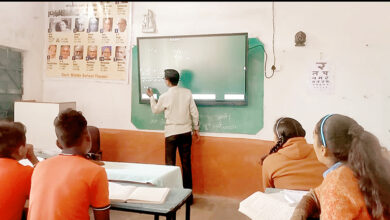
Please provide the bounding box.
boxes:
[0,121,39,220]
[146,69,200,204]
[28,108,110,220]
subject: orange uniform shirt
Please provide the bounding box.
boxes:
[27,155,110,220]
[262,137,328,190]
[0,158,33,220]
[315,165,371,220]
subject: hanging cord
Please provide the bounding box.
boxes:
[249,44,268,79]
[246,1,275,79]
[265,1,276,79]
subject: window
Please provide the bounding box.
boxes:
[0,46,23,121]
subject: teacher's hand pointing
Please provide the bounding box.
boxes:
[146,87,154,97]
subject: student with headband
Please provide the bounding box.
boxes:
[291,114,390,220]
[261,117,327,190]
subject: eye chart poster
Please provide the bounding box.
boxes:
[45,2,130,82]
[308,60,334,93]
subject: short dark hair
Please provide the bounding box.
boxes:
[0,121,26,157]
[164,69,180,86]
[54,108,87,148]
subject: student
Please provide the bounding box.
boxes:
[261,117,327,190]
[383,147,390,160]
[27,109,110,220]
[291,114,390,220]
[0,121,39,220]
[146,69,200,203]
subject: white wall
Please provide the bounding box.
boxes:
[40,2,389,147]
[0,2,45,101]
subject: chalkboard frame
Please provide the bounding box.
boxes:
[136,32,249,106]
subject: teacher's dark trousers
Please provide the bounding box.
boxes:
[165,132,193,190]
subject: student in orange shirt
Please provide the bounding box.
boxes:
[291,114,390,220]
[261,117,327,190]
[0,121,39,220]
[27,109,110,220]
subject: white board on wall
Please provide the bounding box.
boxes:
[14,101,76,156]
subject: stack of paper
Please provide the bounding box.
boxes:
[239,191,296,220]
[109,182,170,204]
[282,189,308,206]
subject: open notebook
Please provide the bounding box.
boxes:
[239,190,307,220]
[108,182,170,204]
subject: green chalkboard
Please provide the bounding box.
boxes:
[137,33,247,105]
[131,38,264,134]
[0,46,23,121]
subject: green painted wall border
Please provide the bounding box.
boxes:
[131,37,264,134]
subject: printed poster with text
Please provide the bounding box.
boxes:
[46,2,130,82]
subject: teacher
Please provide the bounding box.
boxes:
[146,69,200,204]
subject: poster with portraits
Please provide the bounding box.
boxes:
[45,2,130,82]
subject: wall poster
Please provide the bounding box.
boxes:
[308,60,334,93]
[45,2,130,82]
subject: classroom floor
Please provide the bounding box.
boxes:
[106,194,250,220]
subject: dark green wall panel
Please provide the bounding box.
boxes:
[131,38,264,134]
[0,46,23,121]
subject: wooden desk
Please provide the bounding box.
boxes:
[110,188,192,220]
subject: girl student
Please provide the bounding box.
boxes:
[291,114,390,219]
[261,117,327,190]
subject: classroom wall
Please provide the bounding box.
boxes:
[99,128,274,199]
[1,2,389,199]
[0,2,45,101]
[41,2,389,148]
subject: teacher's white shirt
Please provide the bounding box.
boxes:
[149,86,199,137]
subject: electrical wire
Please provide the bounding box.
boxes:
[249,44,268,78]
[264,1,275,79]
[263,47,269,79]
[272,1,275,68]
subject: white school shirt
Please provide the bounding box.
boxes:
[149,86,199,137]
